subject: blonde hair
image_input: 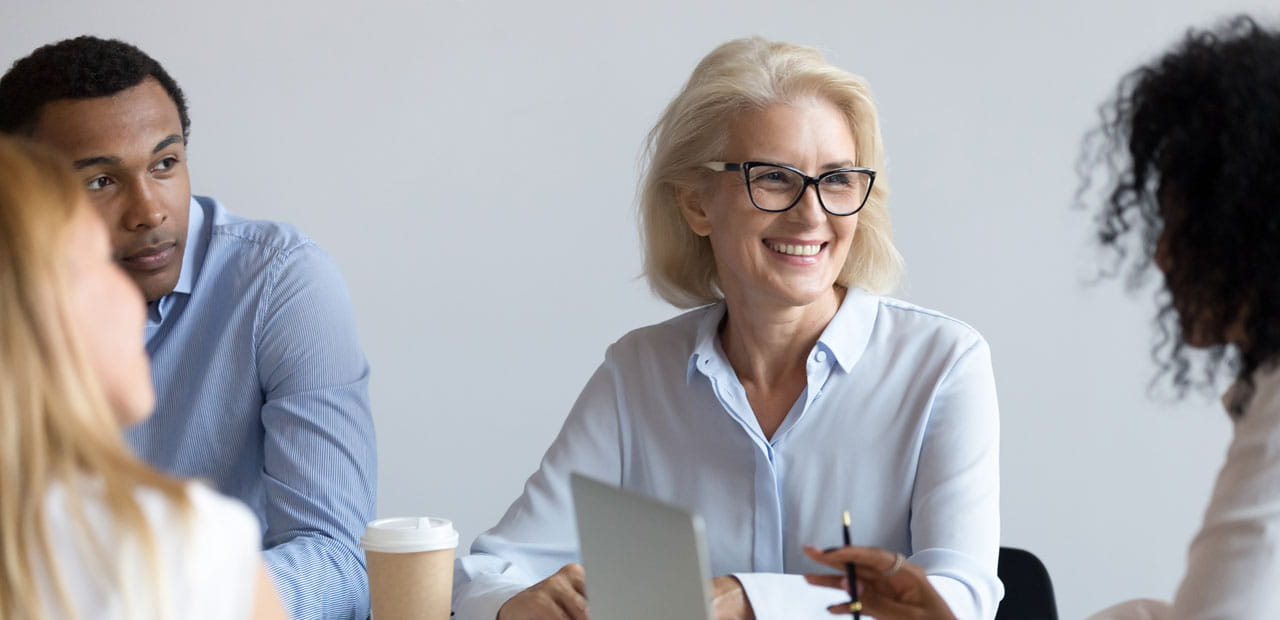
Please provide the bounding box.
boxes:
[641,36,904,308]
[0,136,190,619]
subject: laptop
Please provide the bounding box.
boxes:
[570,473,714,620]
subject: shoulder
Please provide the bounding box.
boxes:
[180,483,261,536]
[196,196,349,303]
[133,483,259,551]
[164,484,261,615]
[1239,365,1280,433]
[199,195,321,263]
[605,304,717,362]
[873,295,988,353]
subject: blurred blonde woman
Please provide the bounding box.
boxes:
[455,37,1001,620]
[0,136,288,620]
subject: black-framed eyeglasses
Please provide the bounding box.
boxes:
[702,161,876,216]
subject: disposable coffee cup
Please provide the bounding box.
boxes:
[362,516,459,620]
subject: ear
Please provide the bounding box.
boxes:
[676,186,713,237]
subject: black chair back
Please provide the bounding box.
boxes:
[994,547,1058,620]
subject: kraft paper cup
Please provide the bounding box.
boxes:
[362,517,459,620]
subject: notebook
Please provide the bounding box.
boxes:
[570,473,715,620]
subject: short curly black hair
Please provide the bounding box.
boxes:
[0,36,189,140]
[1083,15,1280,400]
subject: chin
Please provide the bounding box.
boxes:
[765,284,841,310]
[135,272,181,303]
[114,394,156,427]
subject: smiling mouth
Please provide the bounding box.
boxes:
[764,240,826,257]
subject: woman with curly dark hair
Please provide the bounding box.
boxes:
[800,15,1280,620]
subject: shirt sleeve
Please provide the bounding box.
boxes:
[908,338,1003,620]
[255,242,377,620]
[453,353,624,620]
[732,573,848,619]
[1161,377,1280,618]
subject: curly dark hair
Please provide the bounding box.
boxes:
[0,36,189,140]
[1083,15,1280,401]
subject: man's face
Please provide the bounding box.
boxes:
[32,77,190,302]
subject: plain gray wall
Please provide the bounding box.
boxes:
[3,1,1274,617]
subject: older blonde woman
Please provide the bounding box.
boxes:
[0,136,287,620]
[454,37,1002,620]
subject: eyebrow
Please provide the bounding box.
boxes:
[152,134,183,153]
[72,155,121,170]
[71,134,184,170]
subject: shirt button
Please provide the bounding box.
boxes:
[816,351,828,363]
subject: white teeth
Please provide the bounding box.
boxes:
[767,242,822,256]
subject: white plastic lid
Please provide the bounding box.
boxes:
[360,517,459,553]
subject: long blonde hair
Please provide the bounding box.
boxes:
[641,36,904,308]
[0,136,190,619]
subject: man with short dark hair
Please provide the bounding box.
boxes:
[0,36,377,619]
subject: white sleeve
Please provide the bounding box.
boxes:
[907,339,1003,620]
[452,353,624,620]
[1088,374,1280,619]
[732,573,847,619]
[178,483,264,620]
[1167,379,1280,618]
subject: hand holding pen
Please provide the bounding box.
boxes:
[802,544,958,620]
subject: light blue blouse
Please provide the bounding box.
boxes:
[454,288,1002,619]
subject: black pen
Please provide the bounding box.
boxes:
[842,510,861,619]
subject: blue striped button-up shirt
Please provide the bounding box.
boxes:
[126,196,376,619]
[454,289,1002,620]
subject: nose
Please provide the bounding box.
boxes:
[122,180,167,231]
[786,182,827,224]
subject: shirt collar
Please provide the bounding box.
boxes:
[171,196,206,297]
[1223,361,1280,418]
[817,287,880,373]
[684,287,881,383]
[687,302,729,385]
[146,197,207,328]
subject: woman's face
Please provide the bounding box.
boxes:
[65,205,154,425]
[680,97,860,312]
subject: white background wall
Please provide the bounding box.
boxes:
[3,1,1274,617]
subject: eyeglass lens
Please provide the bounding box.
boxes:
[746,165,871,215]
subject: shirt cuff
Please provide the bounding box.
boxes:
[928,575,981,619]
[452,580,526,620]
[732,572,848,620]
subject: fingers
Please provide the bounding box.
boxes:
[804,573,863,594]
[804,544,900,574]
[804,546,957,620]
[803,573,846,590]
[826,592,920,619]
[499,564,590,620]
[552,564,588,620]
[558,563,587,595]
